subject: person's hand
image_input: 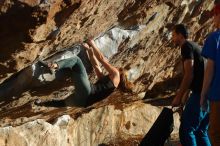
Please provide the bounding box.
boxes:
[87,39,95,46]
[48,62,58,69]
[82,43,91,50]
[82,43,94,56]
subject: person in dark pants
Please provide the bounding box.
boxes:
[171,24,211,146]
[45,39,132,107]
[200,3,220,146]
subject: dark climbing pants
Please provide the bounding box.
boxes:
[56,56,91,106]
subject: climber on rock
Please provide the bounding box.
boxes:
[171,24,211,146]
[38,39,133,107]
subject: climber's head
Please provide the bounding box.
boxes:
[117,68,133,93]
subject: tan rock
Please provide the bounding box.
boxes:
[0,103,180,146]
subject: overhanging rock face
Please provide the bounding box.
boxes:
[94,25,147,59]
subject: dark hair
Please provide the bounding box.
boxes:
[215,0,220,5]
[118,68,133,93]
[173,24,188,39]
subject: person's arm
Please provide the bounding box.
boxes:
[200,33,217,108]
[200,59,215,105]
[172,60,194,106]
[181,89,190,105]
[82,43,104,79]
[87,40,119,77]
